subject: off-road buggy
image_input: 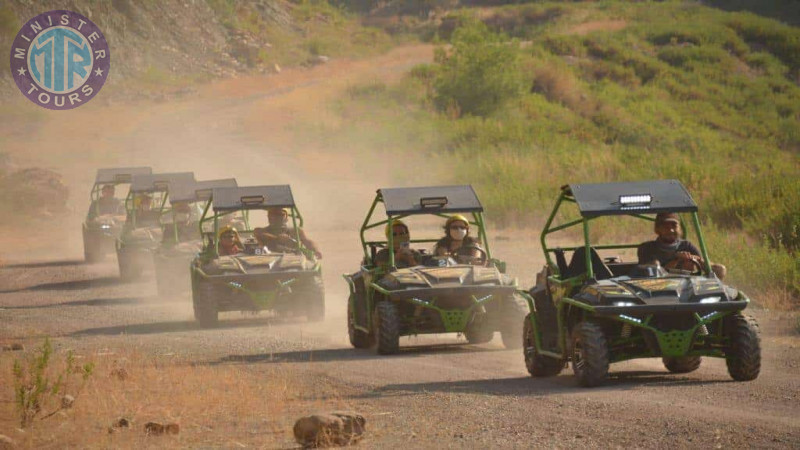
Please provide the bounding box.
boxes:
[116,172,195,281]
[190,185,324,327]
[152,178,237,296]
[344,185,526,355]
[82,167,151,262]
[523,180,761,387]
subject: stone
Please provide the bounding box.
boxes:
[61,395,75,409]
[144,422,180,436]
[293,411,365,448]
[0,434,15,449]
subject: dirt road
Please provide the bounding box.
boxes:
[1,45,798,448]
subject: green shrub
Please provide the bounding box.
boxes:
[13,338,94,428]
[432,19,525,117]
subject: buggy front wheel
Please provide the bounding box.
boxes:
[663,356,702,374]
[373,302,400,355]
[725,314,761,381]
[571,321,609,387]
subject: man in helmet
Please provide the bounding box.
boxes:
[374,219,419,268]
[253,207,323,259]
[217,226,243,256]
[433,214,485,264]
[170,201,200,242]
[87,184,124,220]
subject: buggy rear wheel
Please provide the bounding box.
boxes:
[499,294,527,349]
[662,356,702,374]
[373,302,400,355]
[571,321,609,387]
[296,275,325,322]
[193,278,219,328]
[725,314,761,381]
[118,252,143,281]
[348,299,373,349]
[465,325,494,345]
[524,314,563,377]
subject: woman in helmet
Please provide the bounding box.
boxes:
[217,226,243,256]
[374,219,419,268]
[434,214,485,263]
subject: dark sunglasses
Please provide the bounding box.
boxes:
[392,231,408,236]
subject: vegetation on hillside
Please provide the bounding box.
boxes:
[302,1,800,305]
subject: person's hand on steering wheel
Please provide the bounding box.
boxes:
[665,252,703,274]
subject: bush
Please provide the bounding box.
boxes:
[433,19,525,117]
[12,338,94,428]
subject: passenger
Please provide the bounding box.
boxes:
[87,184,124,220]
[253,207,323,259]
[133,193,161,226]
[433,214,484,263]
[171,201,198,242]
[217,226,243,256]
[374,219,419,268]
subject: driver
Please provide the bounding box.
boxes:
[374,219,419,268]
[637,212,702,269]
[171,201,199,242]
[433,215,484,262]
[133,193,161,226]
[87,184,124,220]
[218,226,243,256]
[253,207,323,259]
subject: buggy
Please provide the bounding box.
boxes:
[523,180,761,386]
[344,185,526,355]
[152,178,237,296]
[82,167,151,262]
[116,172,195,281]
[190,185,324,327]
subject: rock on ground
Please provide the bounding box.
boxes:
[293,411,366,448]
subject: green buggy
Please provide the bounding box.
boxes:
[190,185,324,327]
[152,178,237,296]
[116,172,195,281]
[345,185,526,355]
[523,180,761,386]
[82,167,151,262]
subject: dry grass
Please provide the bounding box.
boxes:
[0,347,351,448]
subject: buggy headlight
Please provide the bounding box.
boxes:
[699,296,721,304]
[612,301,636,307]
[101,224,111,229]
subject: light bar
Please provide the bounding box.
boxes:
[420,196,448,208]
[153,181,170,190]
[195,188,212,199]
[619,194,652,205]
[240,195,265,205]
[114,174,132,182]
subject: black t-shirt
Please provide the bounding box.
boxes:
[637,239,700,266]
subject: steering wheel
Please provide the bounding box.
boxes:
[665,256,703,275]
[456,247,488,266]
[270,235,300,254]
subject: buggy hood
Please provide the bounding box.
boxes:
[383,265,513,289]
[578,276,734,306]
[203,252,316,276]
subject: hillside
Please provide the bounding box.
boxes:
[293,1,800,305]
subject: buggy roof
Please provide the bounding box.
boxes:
[212,185,295,212]
[94,167,152,184]
[379,185,483,215]
[129,172,196,193]
[568,179,697,217]
[169,178,238,203]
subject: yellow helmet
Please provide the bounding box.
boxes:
[445,214,470,229]
[218,225,240,239]
[385,218,408,238]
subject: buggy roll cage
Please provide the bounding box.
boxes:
[163,178,238,245]
[198,185,311,259]
[541,181,713,289]
[88,167,152,219]
[360,185,492,270]
[124,172,196,230]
